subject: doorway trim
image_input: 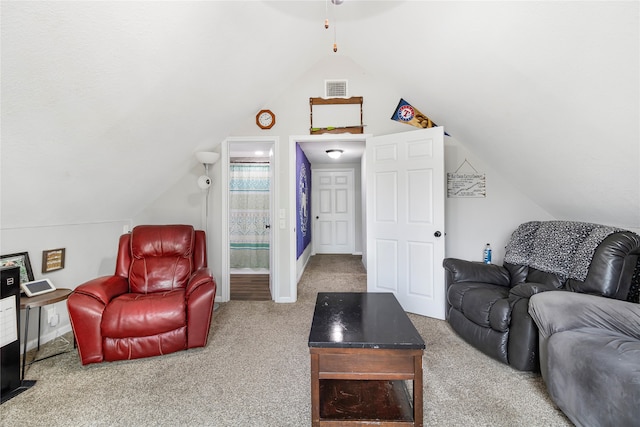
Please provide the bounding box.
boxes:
[221,136,279,302]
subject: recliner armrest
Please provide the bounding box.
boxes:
[73,275,129,306]
[186,267,215,297]
[443,258,510,286]
[529,291,640,340]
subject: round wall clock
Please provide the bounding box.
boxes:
[256,109,275,129]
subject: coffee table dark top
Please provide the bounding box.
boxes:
[308,292,425,349]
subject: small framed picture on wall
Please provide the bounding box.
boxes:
[42,248,66,273]
[0,252,34,283]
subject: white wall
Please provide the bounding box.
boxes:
[0,220,130,351]
[443,138,554,264]
[134,164,205,228]
[141,55,559,301]
[135,159,225,299]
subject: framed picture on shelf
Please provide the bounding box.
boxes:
[42,248,66,273]
[0,252,35,284]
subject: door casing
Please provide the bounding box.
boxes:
[221,136,278,302]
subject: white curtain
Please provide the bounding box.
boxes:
[229,163,270,269]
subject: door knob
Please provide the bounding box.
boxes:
[434,231,442,237]
[265,224,271,229]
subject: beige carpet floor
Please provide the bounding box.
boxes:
[1,254,571,426]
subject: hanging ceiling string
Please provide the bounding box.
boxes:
[333,0,338,52]
[324,0,329,29]
[324,0,343,53]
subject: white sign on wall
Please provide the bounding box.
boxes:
[447,173,486,198]
[447,159,486,198]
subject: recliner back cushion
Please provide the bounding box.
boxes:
[525,267,564,289]
[566,233,640,299]
[129,225,195,294]
[505,221,623,282]
[505,221,640,300]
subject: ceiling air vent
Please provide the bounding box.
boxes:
[324,80,348,98]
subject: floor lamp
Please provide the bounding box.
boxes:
[196,151,220,235]
[196,151,220,310]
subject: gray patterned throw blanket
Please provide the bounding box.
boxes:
[504,221,623,281]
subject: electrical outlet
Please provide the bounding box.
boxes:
[47,307,59,326]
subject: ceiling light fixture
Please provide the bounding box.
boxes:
[326,149,344,159]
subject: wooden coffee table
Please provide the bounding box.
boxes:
[308,292,425,426]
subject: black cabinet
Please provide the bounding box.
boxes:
[1,265,35,403]
[1,265,21,403]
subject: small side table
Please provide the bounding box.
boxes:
[20,288,72,381]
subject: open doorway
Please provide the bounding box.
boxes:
[223,137,277,301]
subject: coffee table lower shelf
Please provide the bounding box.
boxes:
[320,379,414,425]
[310,347,423,426]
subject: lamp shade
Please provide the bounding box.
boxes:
[196,151,220,165]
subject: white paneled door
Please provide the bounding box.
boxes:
[366,127,446,319]
[312,169,355,254]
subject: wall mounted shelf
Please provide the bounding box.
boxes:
[309,96,364,135]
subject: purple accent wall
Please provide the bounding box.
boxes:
[296,144,311,259]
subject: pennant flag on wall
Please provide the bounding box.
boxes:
[390,98,450,136]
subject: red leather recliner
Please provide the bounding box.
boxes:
[67,225,216,365]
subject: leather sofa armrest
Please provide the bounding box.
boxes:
[186,267,215,297]
[443,258,510,286]
[510,282,559,299]
[185,267,216,349]
[529,291,640,340]
[68,275,128,365]
[73,275,129,305]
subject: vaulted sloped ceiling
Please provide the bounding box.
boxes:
[1,1,638,229]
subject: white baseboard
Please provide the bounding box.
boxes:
[22,324,72,354]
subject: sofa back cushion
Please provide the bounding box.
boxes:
[504,221,640,299]
[128,225,195,294]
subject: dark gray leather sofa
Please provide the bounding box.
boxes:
[443,220,640,371]
[529,291,640,427]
